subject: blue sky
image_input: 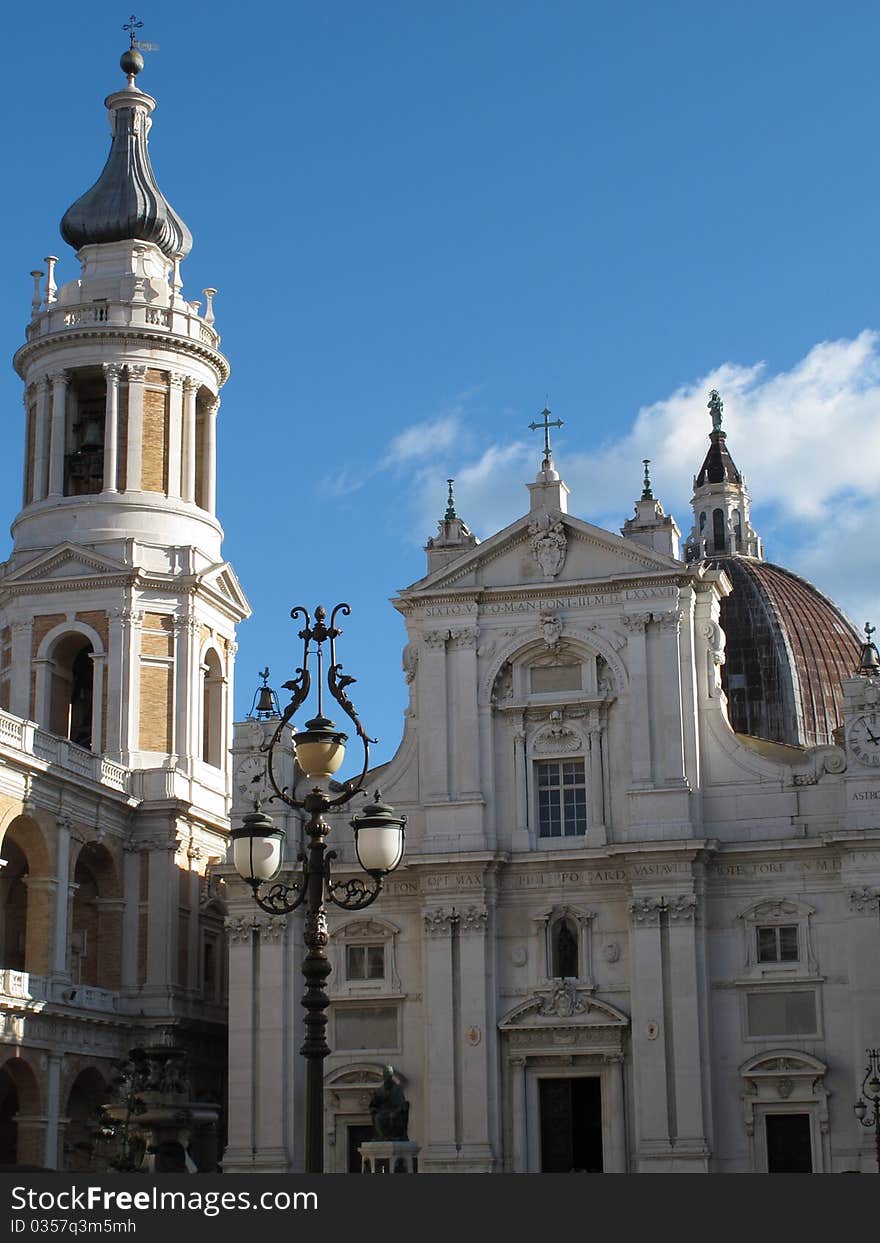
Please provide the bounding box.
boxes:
[2,2,879,767]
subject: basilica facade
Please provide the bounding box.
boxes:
[225,406,880,1174]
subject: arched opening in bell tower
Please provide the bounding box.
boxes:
[64,369,106,497]
[48,634,95,749]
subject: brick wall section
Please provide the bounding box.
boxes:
[140,614,174,752]
[141,381,169,493]
[141,613,173,657]
[116,385,128,491]
[31,614,66,658]
[139,665,173,752]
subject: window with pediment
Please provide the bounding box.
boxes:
[738,898,816,979]
[330,917,401,998]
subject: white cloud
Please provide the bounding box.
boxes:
[398,330,880,622]
[387,414,461,466]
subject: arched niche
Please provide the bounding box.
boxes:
[34,621,106,753]
[71,842,122,989]
[0,817,52,976]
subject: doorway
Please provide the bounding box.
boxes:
[765,1113,812,1173]
[539,1077,603,1172]
[346,1124,374,1172]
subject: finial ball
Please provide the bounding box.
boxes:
[120,48,144,78]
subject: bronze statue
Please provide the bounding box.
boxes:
[369,1066,410,1140]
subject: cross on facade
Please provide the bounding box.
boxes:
[528,406,564,463]
[123,15,144,48]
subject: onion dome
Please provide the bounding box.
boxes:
[713,556,861,748]
[59,51,192,260]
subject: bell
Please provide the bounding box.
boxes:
[255,685,276,715]
[81,417,103,448]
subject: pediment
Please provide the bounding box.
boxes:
[740,1050,827,1079]
[404,511,682,597]
[199,562,251,618]
[2,542,131,585]
[499,983,629,1030]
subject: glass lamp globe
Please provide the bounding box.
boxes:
[294,715,348,779]
[854,1099,868,1121]
[231,808,285,884]
[351,793,406,877]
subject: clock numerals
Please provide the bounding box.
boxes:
[849,714,880,767]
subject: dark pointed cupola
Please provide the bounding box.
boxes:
[59,41,192,259]
[685,390,762,561]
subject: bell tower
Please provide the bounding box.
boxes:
[0,43,249,801]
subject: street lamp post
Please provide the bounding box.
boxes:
[853,1047,880,1172]
[231,603,406,1174]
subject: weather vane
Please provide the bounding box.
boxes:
[528,405,564,464]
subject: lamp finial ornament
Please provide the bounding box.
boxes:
[445,478,457,520]
[642,458,653,500]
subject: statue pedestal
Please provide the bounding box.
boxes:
[358,1140,420,1173]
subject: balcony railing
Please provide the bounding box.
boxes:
[26,298,220,351]
[0,969,119,1014]
[0,707,130,794]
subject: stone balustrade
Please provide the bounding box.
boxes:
[25,299,220,351]
[0,969,119,1014]
[0,707,131,794]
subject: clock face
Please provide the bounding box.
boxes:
[848,713,880,767]
[236,753,268,801]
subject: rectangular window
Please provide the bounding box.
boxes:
[335,1005,398,1051]
[756,925,799,963]
[346,944,385,981]
[747,990,817,1037]
[537,759,587,838]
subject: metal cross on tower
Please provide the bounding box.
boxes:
[528,405,564,463]
[123,15,143,47]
